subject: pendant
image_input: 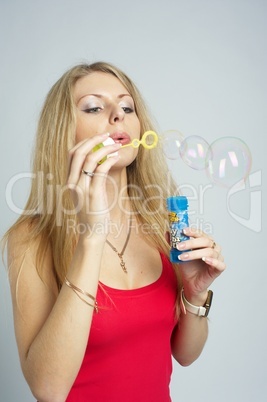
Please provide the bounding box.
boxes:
[118,253,127,274]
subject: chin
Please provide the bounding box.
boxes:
[112,150,138,171]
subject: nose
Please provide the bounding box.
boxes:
[110,105,125,124]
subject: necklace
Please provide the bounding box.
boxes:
[106,219,132,274]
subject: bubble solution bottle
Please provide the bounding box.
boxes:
[167,196,190,262]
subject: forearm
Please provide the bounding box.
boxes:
[169,226,226,367]
[171,292,209,366]
[23,237,104,401]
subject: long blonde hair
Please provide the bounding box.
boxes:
[3,61,181,292]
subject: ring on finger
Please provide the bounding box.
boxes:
[212,241,216,249]
[82,169,94,177]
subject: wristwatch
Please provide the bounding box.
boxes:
[181,289,213,317]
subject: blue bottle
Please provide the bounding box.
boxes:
[167,196,190,262]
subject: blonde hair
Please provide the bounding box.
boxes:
[3,61,181,293]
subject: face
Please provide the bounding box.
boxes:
[74,72,141,156]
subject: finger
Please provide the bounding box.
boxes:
[82,143,121,173]
[176,246,226,271]
[68,133,109,172]
[68,141,121,185]
[177,248,218,262]
[68,153,120,210]
[182,227,209,239]
[83,156,121,215]
[176,236,217,252]
[74,156,119,200]
[202,256,226,272]
[87,155,121,189]
[68,133,109,157]
[67,134,108,181]
[177,238,224,261]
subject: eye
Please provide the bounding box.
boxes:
[122,106,134,114]
[83,107,102,113]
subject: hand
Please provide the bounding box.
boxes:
[174,227,226,304]
[66,133,121,237]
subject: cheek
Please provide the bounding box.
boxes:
[75,118,98,143]
[132,117,141,137]
[75,121,88,143]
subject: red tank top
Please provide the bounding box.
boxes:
[66,253,178,402]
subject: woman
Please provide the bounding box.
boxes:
[4,62,225,402]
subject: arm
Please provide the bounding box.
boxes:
[171,291,208,366]
[171,227,226,366]
[8,135,121,402]
[9,227,104,402]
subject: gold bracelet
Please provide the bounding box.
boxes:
[64,277,98,313]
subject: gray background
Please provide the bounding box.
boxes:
[0,0,266,401]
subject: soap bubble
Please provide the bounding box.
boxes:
[206,137,252,188]
[161,130,185,160]
[179,135,210,170]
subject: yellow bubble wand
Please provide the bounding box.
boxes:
[120,130,158,149]
[93,130,158,164]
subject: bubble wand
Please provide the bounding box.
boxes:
[93,130,158,164]
[121,130,158,149]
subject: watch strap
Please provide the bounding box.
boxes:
[181,289,213,317]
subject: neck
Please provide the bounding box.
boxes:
[106,168,131,223]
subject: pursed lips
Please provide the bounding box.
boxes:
[110,132,131,145]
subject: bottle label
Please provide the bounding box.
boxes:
[168,211,189,249]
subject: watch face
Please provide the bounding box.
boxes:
[204,290,213,317]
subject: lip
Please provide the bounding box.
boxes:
[110,132,131,145]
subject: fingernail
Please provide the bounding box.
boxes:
[183,228,189,235]
[178,253,189,260]
[177,242,186,250]
[102,132,110,137]
[202,257,212,264]
[107,151,118,158]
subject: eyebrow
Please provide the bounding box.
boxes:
[77,93,133,102]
